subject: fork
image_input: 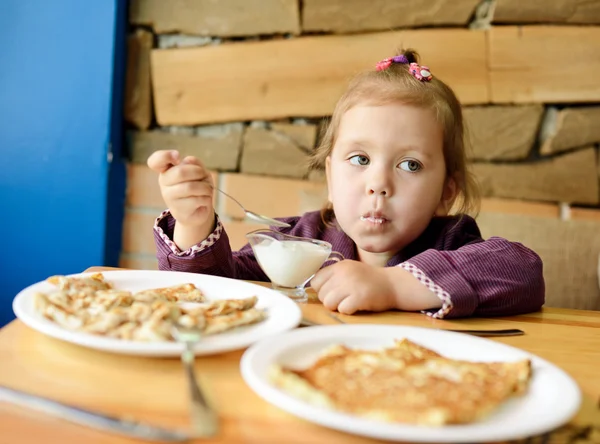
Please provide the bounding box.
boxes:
[170,325,219,437]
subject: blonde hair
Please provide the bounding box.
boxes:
[309,48,480,225]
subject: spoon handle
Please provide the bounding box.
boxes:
[211,185,291,228]
[447,328,525,337]
[212,186,246,212]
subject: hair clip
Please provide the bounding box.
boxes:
[375,55,433,82]
[375,55,409,71]
[408,62,432,82]
[375,58,393,71]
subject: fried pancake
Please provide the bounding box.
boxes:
[133,283,205,303]
[271,339,531,426]
[47,273,112,294]
[34,292,87,330]
[34,274,265,341]
[203,307,267,335]
[184,296,258,317]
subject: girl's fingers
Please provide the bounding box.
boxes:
[163,181,214,201]
[147,150,180,173]
[160,164,210,187]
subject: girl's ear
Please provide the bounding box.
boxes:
[435,177,457,216]
[325,156,333,203]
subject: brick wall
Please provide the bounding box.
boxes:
[121,0,600,310]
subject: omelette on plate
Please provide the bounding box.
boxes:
[270,338,531,426]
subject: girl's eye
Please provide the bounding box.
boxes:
[399,160,422,172]
[349,155,370,166]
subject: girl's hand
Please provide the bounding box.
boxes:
[311,261,397,314]
[147,150,216,249]
[311,261,443,315]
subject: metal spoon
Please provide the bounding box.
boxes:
[170,324,219,438]
[326,313,524,337]
[212,186,290,228]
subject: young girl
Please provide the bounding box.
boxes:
[147,49,545,319]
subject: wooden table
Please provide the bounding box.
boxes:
[1,267,600,444]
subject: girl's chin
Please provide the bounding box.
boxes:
[355,239,405,255]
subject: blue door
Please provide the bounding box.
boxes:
[0,0,127,326]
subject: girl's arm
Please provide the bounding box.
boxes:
[153,210,269,281]
[395,218,545,319]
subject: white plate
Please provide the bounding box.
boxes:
[241,325,581,443]
[13,270,301,357]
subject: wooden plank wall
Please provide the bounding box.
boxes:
[122,0,600,310]
[150,29,488,124]
[149,26,600,125]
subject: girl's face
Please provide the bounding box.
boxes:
[326,102,454,262]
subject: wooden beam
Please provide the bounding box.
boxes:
[493,0,600,24]
[151,29,488,125]
[489,26,600,103]
[128,126,243,170]
[479,198,559,218]
[302,0,480,33]
[463,105,543,160]
[472,147,599,205]
[541,106,600,155]
[129,0,300,37]
[123,29,153,130]
[240,124,316,179]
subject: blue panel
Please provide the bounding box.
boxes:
[0,0,124,326]
[105,0,128,269]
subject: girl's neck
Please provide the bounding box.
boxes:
[356,248,395,267]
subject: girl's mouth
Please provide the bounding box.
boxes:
[360,216,387,224]
[360,211,389,225]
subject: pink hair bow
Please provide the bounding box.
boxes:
[375,55,409,71]
[408,62,432,82]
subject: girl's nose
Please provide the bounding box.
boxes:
[368,188,387,196]
[366,165,393,197]
[367,177,391,196]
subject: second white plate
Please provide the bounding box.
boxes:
[240,324,581,443]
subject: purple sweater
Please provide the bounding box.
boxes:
[153,210,545,319]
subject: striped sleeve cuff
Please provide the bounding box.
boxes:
[153,209,223,257]
[398,261,453,319]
